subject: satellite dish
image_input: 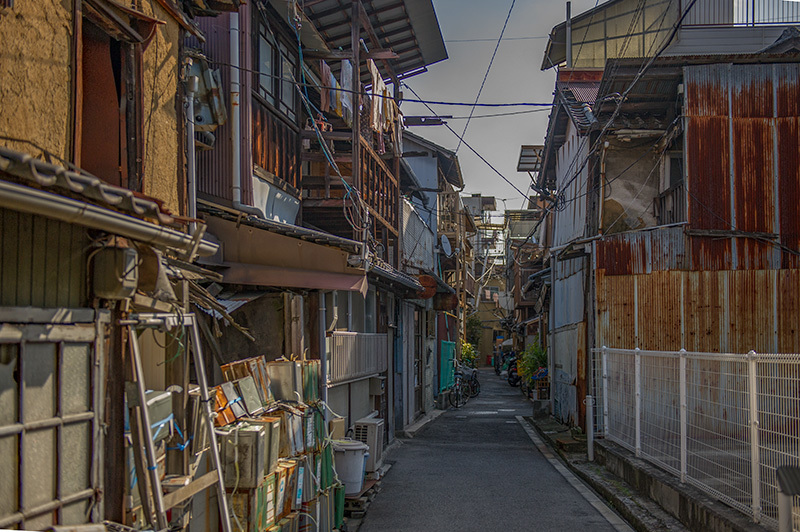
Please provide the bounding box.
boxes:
[440,234,453,257]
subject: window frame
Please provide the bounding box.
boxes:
[254,17,298,123]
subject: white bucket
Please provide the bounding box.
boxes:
[332,439,369,495]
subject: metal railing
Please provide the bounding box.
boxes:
[327,332,388,385]
[681,0,800,26]
[593,347,800,530]
[653,182,686,225]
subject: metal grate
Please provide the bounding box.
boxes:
[0,313,107,529]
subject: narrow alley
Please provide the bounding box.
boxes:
[360,370,631,532]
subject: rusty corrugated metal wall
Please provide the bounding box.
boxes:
[595,62,800,353]
[596,269,800,353]
[685,63,800,271]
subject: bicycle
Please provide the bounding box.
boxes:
[455,359,480,398]
[448,363,472,408]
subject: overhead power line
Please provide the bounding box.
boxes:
[403,83,531,201]
[211,61,552,107]
[455,0,517,155]
[445,36,548,43]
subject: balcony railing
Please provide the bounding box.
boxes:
[653,182,686,226]
[301,133,399,232]
[327,331,388,385]
[680,0,800,26]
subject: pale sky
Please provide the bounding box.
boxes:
[401,0,600,215]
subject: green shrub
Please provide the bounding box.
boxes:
[518,337,547,383]
[461,339,478,368]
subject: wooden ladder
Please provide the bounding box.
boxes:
[125,313,231,532]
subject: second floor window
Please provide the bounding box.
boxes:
[256,23,297,121]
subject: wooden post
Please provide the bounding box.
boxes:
[351,1,361,192]
[166,282,189,476]
[351,0,362,243]
[71,0,83,166]
[104,306,125,523]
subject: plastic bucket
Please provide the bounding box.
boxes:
[332,439,369,495]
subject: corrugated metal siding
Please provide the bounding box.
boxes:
[775,64,800,269]
[596,226,687,275]
[683,271,725,352]
[685,64,733,269]
[194,6,255,205]
[731,65,777,269]
[595,269,800,353]
[401,199,434,272]
[777,270,800,352]
[0,209,87,308]
[195,14,234,202]
[685,62,800,270]
[637,271,682,350]
[552,257,584,329]
[727,270,776,353]
[552,325,579,425]
[553,121,587,247]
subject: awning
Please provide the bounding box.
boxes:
[522,268,551,294]
[204,214,367,294]
[222,264,367,294]
[369,261,424,295]
[421,269,455,294]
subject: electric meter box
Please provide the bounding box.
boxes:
[93,246,138,300]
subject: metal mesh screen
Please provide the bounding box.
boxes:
[594,348,800,529]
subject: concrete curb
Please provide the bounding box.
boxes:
[525,415,772,532]
[523,416,688,532]
[399,409,446,439]
[595,440,769,532]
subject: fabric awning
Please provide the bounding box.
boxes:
[205,214,367,294]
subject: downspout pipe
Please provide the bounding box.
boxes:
[229,12,263,218]
[319,292,329,423]
[566,1,573,68]
[186,71,199,233]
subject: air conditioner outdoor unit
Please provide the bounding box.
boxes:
[353,417,384,473]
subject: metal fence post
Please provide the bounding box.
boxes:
[679,349,687,484]
[748,350,761,522]
[635,347,641,458]
[602,346,609,438]
[586,395,595,461]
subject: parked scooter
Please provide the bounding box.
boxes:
[498,351,516,378]
[507,357,521,387]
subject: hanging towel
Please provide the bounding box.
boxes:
[320,60,332,113]
[340,59,354,126]
[367,59,385,132]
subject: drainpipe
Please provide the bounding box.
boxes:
[230,13,263,217]
[566,2,573,69]
[599,141,609,234]
[186,70,199,233]
[319,292,329,423]
[0,180,218,256]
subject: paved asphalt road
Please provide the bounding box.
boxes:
[359,368,627,532]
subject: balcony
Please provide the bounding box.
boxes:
[302,133,399,260]
[653,182,686,226]
[327,331,389,386]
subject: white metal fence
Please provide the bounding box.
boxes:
[327,332,388,385]
[593,347,800,530]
